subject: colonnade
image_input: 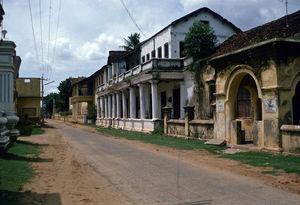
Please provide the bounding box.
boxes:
[97,80,159,121]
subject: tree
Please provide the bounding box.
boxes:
[120,33,140,51]
[58,78,72,111]
[183,21,217,59]
[43,92,61,117]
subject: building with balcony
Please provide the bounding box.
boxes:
[95,7,241,133]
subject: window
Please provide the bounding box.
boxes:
[142,56,145,63]
[164,43,169,58]
[157,47,162,58]
[151,50,156,58]
[146,53,150,61]
[179,41,185,58]
[200,20,209,25]
[24,79,31,83]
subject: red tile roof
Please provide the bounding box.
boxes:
[211,10,300,58]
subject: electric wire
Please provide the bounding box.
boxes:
[28,0,40,67]
[50,0,62,80]
[39,0,45,73]
[120,0,147,38]
[46,0,52,77]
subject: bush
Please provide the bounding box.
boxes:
[87,104,97,120]
[60,111,72,116]
[16,125,33,136]
[183,21,217,59]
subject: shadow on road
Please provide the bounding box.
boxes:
[1,152,53,163]
[0,190,62,205]
[175,200,213,205]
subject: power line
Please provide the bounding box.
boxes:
[120,0,147,38]
[47,0,52,77]
[39,0,45,73]
[28,0,40,66]
[51,0,62,80]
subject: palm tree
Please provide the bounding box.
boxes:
[120,33,140,51]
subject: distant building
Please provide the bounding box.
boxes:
[16,78,41,124]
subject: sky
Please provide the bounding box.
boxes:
[2,0,300,95]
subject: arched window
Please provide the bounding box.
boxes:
[237,87,251,118]
[293,82,300,125]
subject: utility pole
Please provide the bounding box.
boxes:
[41,74,46,125]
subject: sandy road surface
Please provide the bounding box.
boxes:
[46,120,300,205]
[18,124,130,205]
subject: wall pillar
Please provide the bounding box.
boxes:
[180,81,186,119]
[104,95,108,118]
[108,94,112,118]
[138,84,145,119]
[129,87,136,118]
[144,84,150,119]
[100,96,104,118]
[122,90,127,118]
[116,91,121,118]
[151,80,159,120]
[112,93,116,118]
[96,97,100,119]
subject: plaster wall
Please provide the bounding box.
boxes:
[141,27,171,61]
[171,12,237,58]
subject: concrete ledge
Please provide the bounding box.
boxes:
[189,120,214,125]
[280,124,300,153]
[167,119,185,124]
[280,125,300,132]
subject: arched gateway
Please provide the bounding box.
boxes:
[225,68,263,146]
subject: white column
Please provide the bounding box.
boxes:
[105,95,108,118]
[108,94,112,118]
[96,97,100,118]
[100,96,103,118]
[116,92,121,118]
[122,90,127,118]
[180,81,186,119]
[129,87,136,119]
[138,84,145,119]
[112,93,116,118]
[144,84,150,119]
[151,80,159,119]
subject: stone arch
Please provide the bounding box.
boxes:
[224,66,263,144]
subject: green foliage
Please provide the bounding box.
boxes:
[220,151,300,175]
[15,125,45,136]
[58,78,72,111]
[183,21,217,59]
[290,33,300,40]
[60,111,72,116]
[120,33,140,51]
[15,125,33,136]
[87,104,97,120]
[43,92,61,117]
[0,141,40,204]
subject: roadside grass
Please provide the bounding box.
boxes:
[85,124,226,154]
[0,141,41,204]
[220,151,300,176]
[16,125,45,136]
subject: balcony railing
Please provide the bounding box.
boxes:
[100,58,183,90]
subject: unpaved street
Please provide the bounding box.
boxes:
[36,120,299,205]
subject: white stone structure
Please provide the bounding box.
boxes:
[0,41,21,150]
[95,7,241,132]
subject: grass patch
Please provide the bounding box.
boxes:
[261,170,281,176]
[89,125,226,154]
[0,141,40,204]
[16,125,45,136]
[220,151,300,175]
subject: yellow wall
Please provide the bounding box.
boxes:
[16,78,40,97]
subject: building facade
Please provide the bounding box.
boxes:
[94,7,240,132]
[16,78,41,124]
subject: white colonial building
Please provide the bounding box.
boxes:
[95,7,241,132]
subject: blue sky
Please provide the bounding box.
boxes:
[2,0,300,94]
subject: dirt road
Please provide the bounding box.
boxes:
[19,120,300,204]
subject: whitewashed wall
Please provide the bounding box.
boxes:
[141,27,171,61]
[171,12,237,59]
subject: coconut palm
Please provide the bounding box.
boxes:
[120,33,140,51]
